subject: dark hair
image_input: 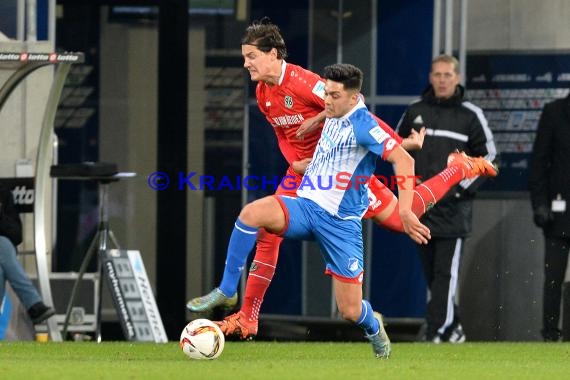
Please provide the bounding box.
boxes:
[241,17,288,59]
[322,63,363,91]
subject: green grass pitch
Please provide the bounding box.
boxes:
[2,341,570,379]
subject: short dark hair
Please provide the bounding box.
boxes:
[241,17,288,59]
[322,63,363,92]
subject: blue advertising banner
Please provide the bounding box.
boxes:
[466,52,570,193]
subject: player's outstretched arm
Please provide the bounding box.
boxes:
[296,110,326,138]
[291,157,312,174]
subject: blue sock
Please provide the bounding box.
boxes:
[218,219,258,296]
[356,300,379,336]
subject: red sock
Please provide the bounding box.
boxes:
[378,166,465,232]
[241,229,282,322]
[413,165,464,215]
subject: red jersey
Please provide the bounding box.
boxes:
[255,61,402,167]
[256,62,326,165]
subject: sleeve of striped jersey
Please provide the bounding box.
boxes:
[352,110,392,156]
[370,113,403,144]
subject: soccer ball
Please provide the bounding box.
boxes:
[179,319,225,360]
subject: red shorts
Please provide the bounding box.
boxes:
[363,175,396,219]
[275,166,302,197]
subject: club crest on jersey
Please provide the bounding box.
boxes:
[348,258,359,272]
[369,126,390,144]
[284,96,293,109]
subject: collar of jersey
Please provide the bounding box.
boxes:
[277,60,287,85]
[338,99,367,122]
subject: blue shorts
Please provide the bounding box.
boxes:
[275,195,364,283]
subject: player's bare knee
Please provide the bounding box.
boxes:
[337,303,360,322]
[239,202,261,225]
[239,197,279,227]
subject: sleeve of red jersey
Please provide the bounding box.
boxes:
[370,113,403,144]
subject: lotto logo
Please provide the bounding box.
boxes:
[12,186,34,205]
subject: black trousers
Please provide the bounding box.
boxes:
[542,235,570,340]
[419,237,463,339]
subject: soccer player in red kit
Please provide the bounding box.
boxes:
[186,18,497,339]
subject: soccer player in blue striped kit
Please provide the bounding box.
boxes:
[215,63,431,358]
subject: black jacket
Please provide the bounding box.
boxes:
[0,185,23,246]
[397,85,497,237]
[528,94,570,238]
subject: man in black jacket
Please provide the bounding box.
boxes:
[529,93,570,342]
[397,54,497,343]
[0,184,55,325]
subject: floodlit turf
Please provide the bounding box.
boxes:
[1,341,570,379]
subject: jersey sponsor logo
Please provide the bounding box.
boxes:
[284,95,293,109]
[369,126,390,144]
[384,138,397,153]
[271,113,305,127]
[317,131,336,153]
[312,80,326,99]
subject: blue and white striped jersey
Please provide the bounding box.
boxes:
[297,100,395,219]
